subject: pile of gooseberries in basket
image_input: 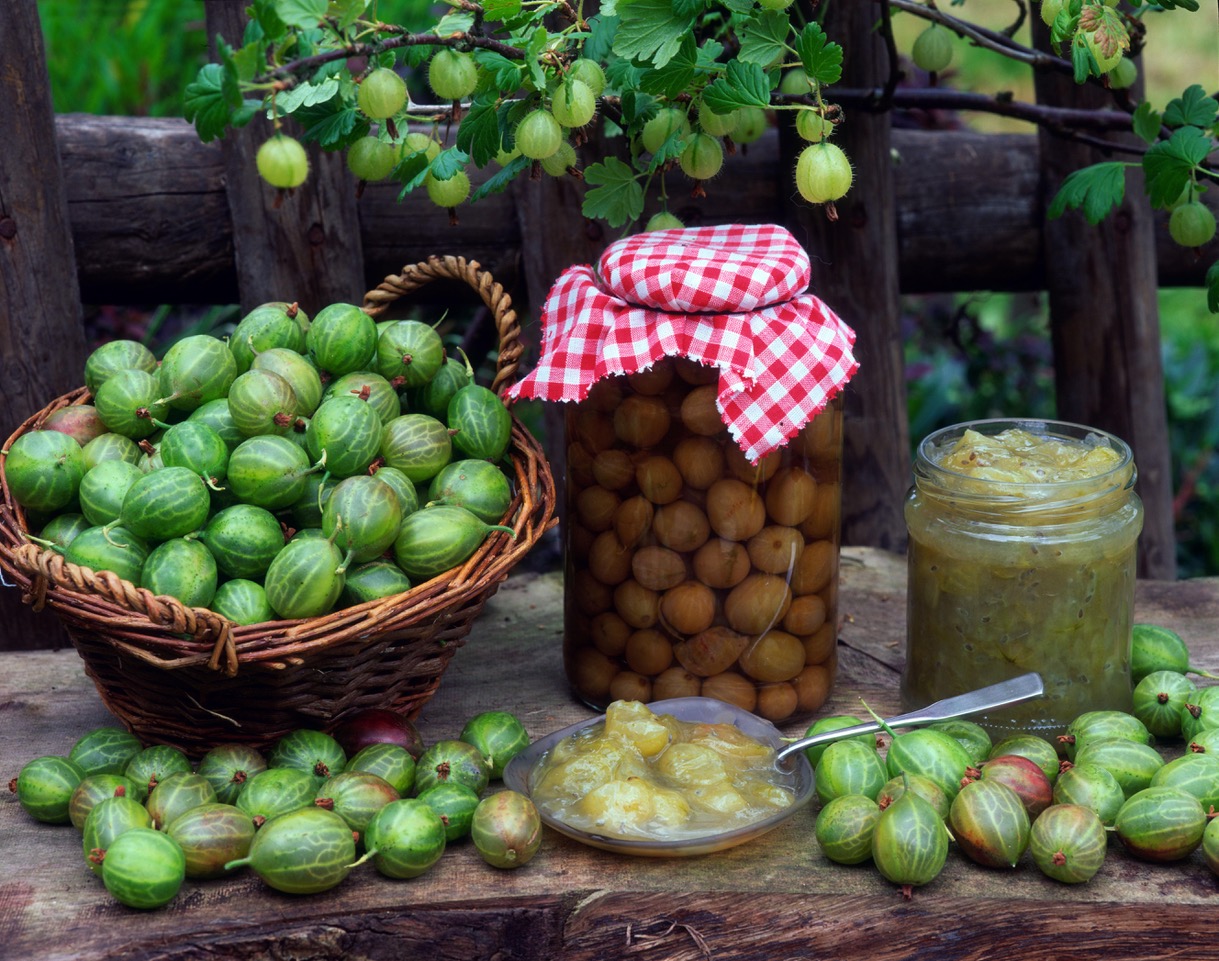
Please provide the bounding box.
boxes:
[803,624,1219,898]
[10,708,539,909]
[3,300,518,622]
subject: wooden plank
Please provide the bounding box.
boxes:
[46,116,1219,307]
[1032,28,1177,580]
[0,0,81,653]
[785,2,911,553]
[3,551,1218,961]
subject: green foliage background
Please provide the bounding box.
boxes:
[36,0,1219,576]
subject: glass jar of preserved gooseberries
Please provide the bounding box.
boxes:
[901,419,1143,738]
[563,356,843,724]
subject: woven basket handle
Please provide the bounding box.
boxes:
[8,543,239,676]
[362,255,523,397]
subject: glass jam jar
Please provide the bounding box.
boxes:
[563,356,844,724]
[901,419,1143,739]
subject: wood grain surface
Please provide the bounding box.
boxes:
[2,547,1217,961]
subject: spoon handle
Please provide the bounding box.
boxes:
[774,672,1045,766]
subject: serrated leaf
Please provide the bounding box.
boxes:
[184,64,233,143]
[470,154,531,203]
[430,146,471,181]
[251,0,288,38]
[582,157,645,227]
[456,98,503,167]
[405,45,434,69]
[394,151,432,197]
[795,22,843,87]
[606,55,643,95]
[295,98,366,147]
[612,0,697,68]
[1047,161,1128,224]
[1206,260,1219,314]
[436,11,476,35]
[474,50,524,92]
[584,14,618,65]
[696,38,724,69]
[645,130,690,172]
[1144,126,1213,208]
[738,10,790,68]
[481,0,522,21]
[702,60,771,114]
[229,41,265,84]
[1163,84,1219,129]
[673,0,705,17]
[639,34,697,99]
[274,0,328,30]
[722,0,754,13]
[217,40,245,109]
[524,27,551,92]
[329,0,368,30]
[274,76,341,114]
[620,89,658,128]
[1132,101,1162,145]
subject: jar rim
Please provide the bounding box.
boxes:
[914,418,1136,511]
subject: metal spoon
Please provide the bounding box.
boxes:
[774,672,1046,768]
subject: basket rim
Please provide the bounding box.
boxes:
[0,256,557,677]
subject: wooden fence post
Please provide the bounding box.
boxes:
[204,3,366,315]
[1032,25,1176,579]
[0,0,82,651]
[786,0,911,552]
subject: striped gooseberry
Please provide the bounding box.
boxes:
[1169,201,1216,249]
[428,49,478,101]
[540,141,578,177]
[515,109,563,160]
[679,133,724,181]
[346,136,397,182]
[641,107,690,153]
[551,78,596,128]
[568,58,607,96]
[794,142,853,204]
[425,170,471,208]
[911,24,953,73]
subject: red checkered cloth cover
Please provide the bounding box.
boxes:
[506,223,858,462]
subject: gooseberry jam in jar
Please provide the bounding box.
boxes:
[901,420,1143,738]
[563,358,843,724]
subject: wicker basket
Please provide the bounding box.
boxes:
[0,255,557,757]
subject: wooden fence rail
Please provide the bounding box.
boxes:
[2,0,1211,651]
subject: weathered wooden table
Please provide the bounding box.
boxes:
[3,547,1218,961]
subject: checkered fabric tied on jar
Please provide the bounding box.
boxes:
[506,223,859,463]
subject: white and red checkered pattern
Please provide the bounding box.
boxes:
[506,224,858,463]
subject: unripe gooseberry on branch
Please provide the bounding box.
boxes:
[256,134,309,189]
[912,24,953,74]
[357,67,408,120]
[795,142,853,204]
[1169,201,1217,249]
[567,58,607,97]
[428,48,479,102]
[679,133,724,181]
[346,136,397,182]
[551,79,596,128]
[515,109,563,160]
[425,170,472,208]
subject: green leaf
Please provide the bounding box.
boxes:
[1163,85,1219,129]
[394,151,432,197]
[471,154,531,203]
[274,0,328,30]
[435,11,476,35]
[606,55,644,94]
[1132,101,1162,145]
[251,0,288,38]
[474,50,524,92]
[738,10,790,68]
[1206,260,1219,314]
[524,27,551,92]
[795,22,844,87]
[329,0,368,30]
[673,0,706,17]
[702,60,771,114]
[1070,35,1095,84]
[639,34,697,99]
[295,98,366,147]
[481,0,522,21]
[620,89,658,128]
[456,97,503,167]
[612,0,697,68]
[274,76,341,114]
[184,64,234,143]
[1144,126,1213,208]
[228,41,265,84]
[582,157,645,227]
[645,130,689,172]
[430,147,471,181]
[584,15,618,65]
[1047,161,1128,224]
